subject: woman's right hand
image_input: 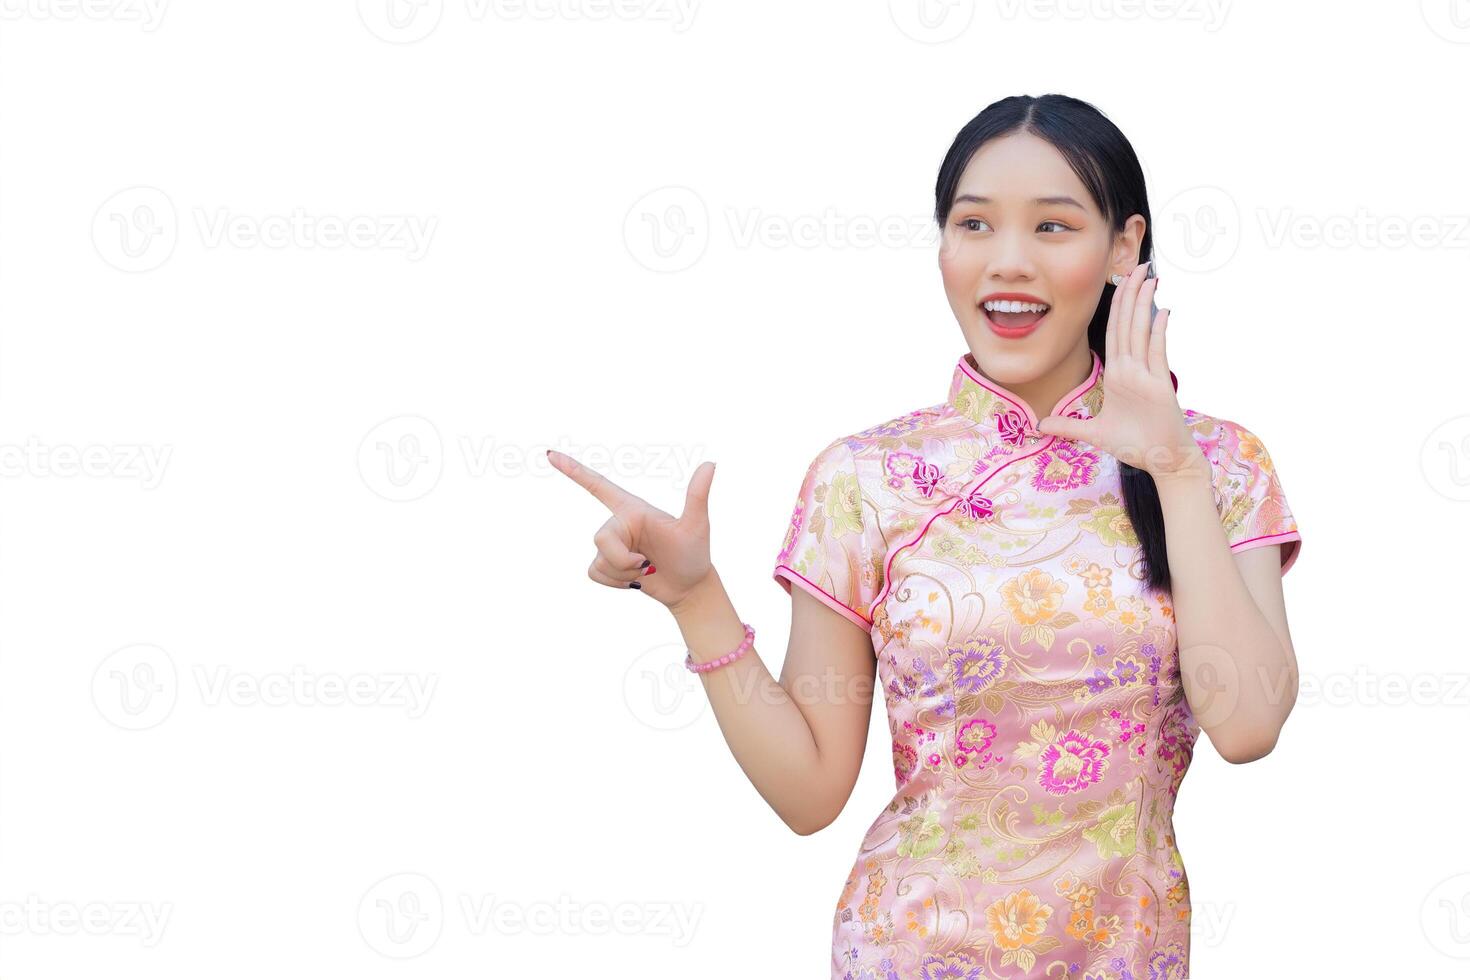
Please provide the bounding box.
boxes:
[547,450,717,611]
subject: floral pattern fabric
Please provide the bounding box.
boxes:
[772,349,1301,979]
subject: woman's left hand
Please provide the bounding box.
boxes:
[1035,262,1209,480]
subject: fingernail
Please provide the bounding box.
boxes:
[640,558,651,569]
[629,581,642,590]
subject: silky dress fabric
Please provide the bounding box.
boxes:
[773,350,1301,980]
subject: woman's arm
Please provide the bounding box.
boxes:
[1154,462,1299,763]
[671,566,876,835]
[547,447,878,835]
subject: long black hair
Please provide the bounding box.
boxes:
[933,93,1173,594]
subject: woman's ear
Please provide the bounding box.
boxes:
[1108,215,1148,276]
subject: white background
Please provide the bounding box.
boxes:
[2,2,1467,977]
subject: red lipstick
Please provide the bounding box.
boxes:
[979,292,1050,340]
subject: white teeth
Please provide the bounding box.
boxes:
[983,299,1050,313]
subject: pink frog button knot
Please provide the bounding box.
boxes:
[911,457,942,498]
[997,408,1031,447]
[956,488,995,522]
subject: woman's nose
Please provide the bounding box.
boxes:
[985,232,1037,278]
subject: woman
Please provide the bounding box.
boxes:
[550,93,1303,979]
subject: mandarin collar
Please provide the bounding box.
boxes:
[945,349,1178,446]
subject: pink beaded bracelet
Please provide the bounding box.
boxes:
[685,622,755,674]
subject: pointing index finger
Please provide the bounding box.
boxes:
[548,449,633,512]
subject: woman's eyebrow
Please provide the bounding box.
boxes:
[954,194,1085,208]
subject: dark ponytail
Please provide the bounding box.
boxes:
[934,93,1173,594]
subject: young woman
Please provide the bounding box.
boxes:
[550,93,1302,980]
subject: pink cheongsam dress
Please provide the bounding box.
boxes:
[772,349,1302,980]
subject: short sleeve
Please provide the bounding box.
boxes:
[1208,417,1302,575]
[772,438,877,631]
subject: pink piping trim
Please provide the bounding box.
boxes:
[873,435,1064,612]
[876,354,1110,612]
[773,566,873,631]
[957,349,1102,427]
[1229,530,1302,575]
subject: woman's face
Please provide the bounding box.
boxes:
[938,131,1144,384]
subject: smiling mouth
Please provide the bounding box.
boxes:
[982,300,1050,330]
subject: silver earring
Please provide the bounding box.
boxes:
[1109,274,1125,286]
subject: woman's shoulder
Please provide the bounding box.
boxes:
[1181,406,1302,568]
[1183,407,1275,457]
[796,399,962,506]
[1181,407,1292,494]
[838,398,957,456]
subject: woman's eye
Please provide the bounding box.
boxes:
[955,218,1070,233]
